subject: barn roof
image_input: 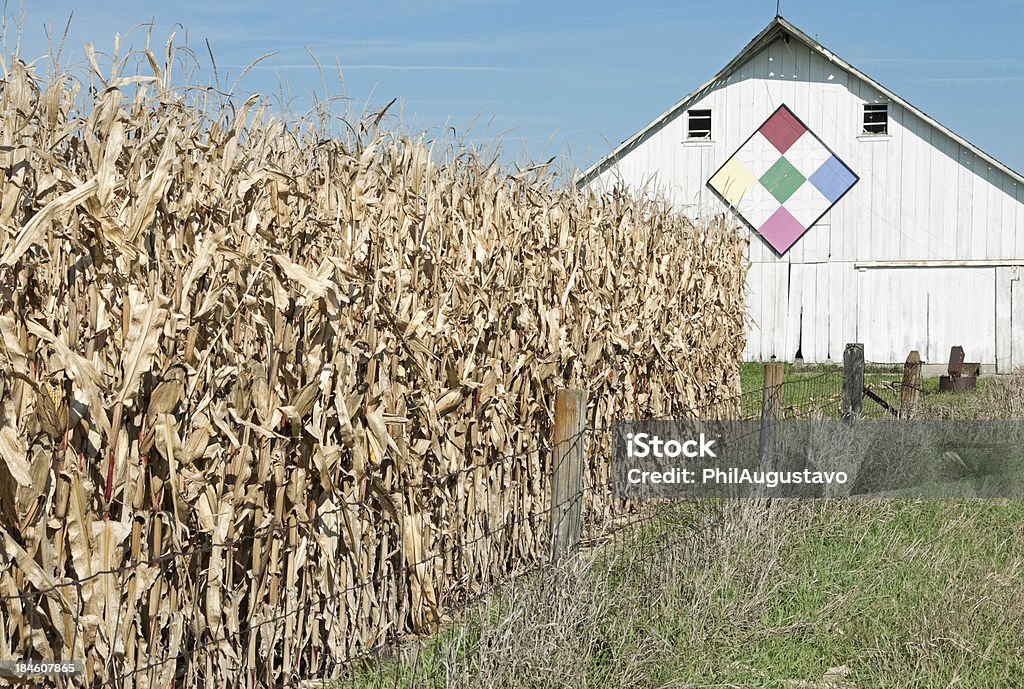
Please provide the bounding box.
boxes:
[576,16,1024,188]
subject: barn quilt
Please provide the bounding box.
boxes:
[707,104,858,255]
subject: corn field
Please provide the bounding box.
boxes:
[0,41,747,688]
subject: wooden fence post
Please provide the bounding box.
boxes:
[549,388,585,561]
[842,343,864,420]
[761,362,784,421]
[900,350,922,418]
[758,362,785,473]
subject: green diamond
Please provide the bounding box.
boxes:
[759,157,805,204]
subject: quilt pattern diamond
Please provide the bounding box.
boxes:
[707,105,858,255]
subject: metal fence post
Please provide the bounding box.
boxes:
[842,343,864,420]
[549,388,585,560]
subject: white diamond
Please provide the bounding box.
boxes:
[736,182,779,230]
[733,132,781,180]
[781,180,831,229]
[783,131,832,179]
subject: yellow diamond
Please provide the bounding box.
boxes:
[708,157,757,207]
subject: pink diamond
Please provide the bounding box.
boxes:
[758,206,806,254]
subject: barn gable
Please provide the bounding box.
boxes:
[580,16,1024,371]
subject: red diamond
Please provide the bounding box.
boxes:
[759,106,806,154]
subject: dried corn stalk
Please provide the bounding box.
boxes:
[0,42,746,689]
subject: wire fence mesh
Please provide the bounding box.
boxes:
[0,363,939,688]
[303,422,731,689]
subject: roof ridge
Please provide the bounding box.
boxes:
[577,17,1024,189]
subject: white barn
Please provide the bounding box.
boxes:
[579,16,1024,372]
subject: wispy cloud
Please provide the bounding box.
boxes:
[896,75,1024,84]
[858,57,1024,66]
[205,31,607,59]
[337,64,521,73]
[235,63,524,73]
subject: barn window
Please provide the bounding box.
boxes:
[688,109,712,139]
[863,103,888,135]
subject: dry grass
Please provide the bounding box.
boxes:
[0,36,746,687]
[346,496,1024,688]
[919,372,1024,419]
[340,378,1024,688]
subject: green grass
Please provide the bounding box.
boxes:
[667,500,1024,688]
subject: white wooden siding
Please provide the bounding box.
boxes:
[859,267,996,364]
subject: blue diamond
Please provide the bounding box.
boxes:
[809,156,857,203]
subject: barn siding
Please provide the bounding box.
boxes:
[590,33,1024,368]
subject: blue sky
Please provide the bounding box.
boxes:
[9,1,1024,174]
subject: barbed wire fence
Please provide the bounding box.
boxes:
[1,391,742,688]
[0,345,936,688]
